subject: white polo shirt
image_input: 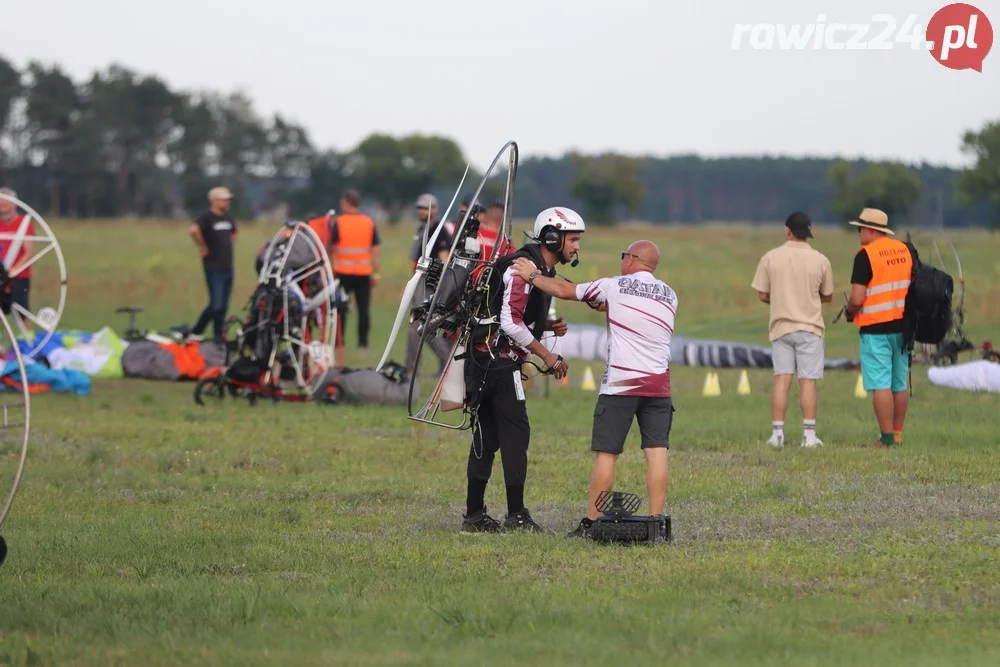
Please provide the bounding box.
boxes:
[575,271,677,397]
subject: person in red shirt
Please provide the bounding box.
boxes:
[477,202,500,260]
[466,200,513,286]
[0,187,35,316]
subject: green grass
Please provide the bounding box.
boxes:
[1,219,999,666]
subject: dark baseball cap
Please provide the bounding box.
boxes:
[785,211,813,239]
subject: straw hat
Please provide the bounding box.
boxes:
[848,208,894,235]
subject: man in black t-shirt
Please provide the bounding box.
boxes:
[189,186,239,341]
[406,193,454,375]
[408,194,453,270]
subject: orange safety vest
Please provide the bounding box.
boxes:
[307,215,333,252]
[855,237,912,327]
[331,213,375,276]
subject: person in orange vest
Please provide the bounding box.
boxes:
[306,209,336,255]
[844,208,913,448]
[330,190,381,350]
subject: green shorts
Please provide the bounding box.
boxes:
[859,332,910,392]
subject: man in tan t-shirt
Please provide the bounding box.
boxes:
[751,212,834,448]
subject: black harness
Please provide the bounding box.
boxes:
[470,242,554,363]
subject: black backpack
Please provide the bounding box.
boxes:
[903,242,954,347]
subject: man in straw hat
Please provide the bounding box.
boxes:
[843,207,913,448]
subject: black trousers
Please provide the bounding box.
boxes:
[466,359,530,489]
[338,274,372,347]
[11,278,29,312]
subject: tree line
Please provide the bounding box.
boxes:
[1,56,998,228]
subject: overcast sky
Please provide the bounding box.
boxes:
[5,0,998,170]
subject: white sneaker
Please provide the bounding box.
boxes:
[767,432,784,448]
[801,435,824,448]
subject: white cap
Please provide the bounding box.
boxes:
[416,193,438,208]
[208,186,234,201]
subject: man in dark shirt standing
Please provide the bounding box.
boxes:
[407,193,454,375]
[189,186,238,342]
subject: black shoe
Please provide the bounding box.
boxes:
[566,517,594,539]
[460,506,501,534]
[503,508,544,533]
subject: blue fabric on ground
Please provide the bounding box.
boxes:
[8,330,95,361]
[0,360,91,395]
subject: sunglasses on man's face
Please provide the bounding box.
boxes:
[621,252,639,260]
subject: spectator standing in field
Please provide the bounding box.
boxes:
[407,193,453,374]
[751,212,835,448]
[0,187,34,320]
[843,208,913,448]
[189,186,238,342]
[306,209,337,255]
[330,190,381,350]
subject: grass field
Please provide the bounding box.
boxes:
[1,217,999,666]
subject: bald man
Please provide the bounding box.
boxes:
[511,240,677,542]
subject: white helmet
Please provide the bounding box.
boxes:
[532,207,586,245]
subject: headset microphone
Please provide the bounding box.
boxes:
[571,252,580,268]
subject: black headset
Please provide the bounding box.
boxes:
[540,225,564,252]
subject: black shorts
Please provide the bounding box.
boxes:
[591,394,674,454]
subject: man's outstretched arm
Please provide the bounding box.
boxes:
[511,257,578,300]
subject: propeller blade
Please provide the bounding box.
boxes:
[374,164,472,374]
[376,272,422,372]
